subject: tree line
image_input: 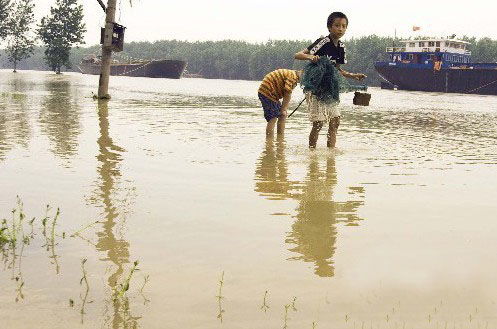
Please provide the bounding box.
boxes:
[0,0,85,73]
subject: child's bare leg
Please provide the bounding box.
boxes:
[327,116,340,148]
[276,113,287,135]
[309,121,324,148]
[266,118,277,138]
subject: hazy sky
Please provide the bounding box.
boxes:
[32,0,497,46]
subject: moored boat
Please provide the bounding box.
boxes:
[375,38,497,95]
[78,55,187,79]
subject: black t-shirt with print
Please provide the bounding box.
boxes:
[307,36,347,65]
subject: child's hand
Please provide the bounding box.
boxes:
[354,73,367,81]
[281,109,288,117]
[309,55,319,63]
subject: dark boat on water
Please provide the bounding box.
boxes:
[375,38,497,95]
[78,55,187,79]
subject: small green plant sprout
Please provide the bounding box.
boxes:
[38,206,61,274]
[0,219,10,245]
[312,321,317,329]
[1,197,27,246]
[70,221,101,238]
[50,208,60,246]
[139,274,150,305]
[291,296,297,312]
[69,299,74,307]
[216,271,225,322]
[80,259,89,287]
[41,204,51,235]
[15,281,24,303]
[260,290,270,313]
[283,304,291,329]
[140,274,150,293]
[345,314,349,322]
[113,260,140,301]
[79,258,90,321]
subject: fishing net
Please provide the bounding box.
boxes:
[300,57,365,104]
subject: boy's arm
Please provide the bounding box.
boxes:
[295,48,319,63]
[280,91,292,116]
[337,66,367,80]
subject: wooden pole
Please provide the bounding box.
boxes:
[97,0,117,99]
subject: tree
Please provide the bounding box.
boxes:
[0,0,12,40]
[38,0,85,74]
[5,0,35,72]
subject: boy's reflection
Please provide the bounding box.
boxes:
[255,140,364,277]
[254,137,297,200]
[287,157,338,277]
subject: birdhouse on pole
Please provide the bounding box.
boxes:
[100,22,126,52]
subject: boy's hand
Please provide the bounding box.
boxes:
[353,73,367,81]
[309,55,319,63]
[280,109,288,117]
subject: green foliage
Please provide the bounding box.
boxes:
[0,0,12,40]
[5,0,36,72]
[346,35,393,86]
[2,35,497,84]
[37,0,86,74]
[471,37,497,62]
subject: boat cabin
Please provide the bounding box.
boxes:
[386,38,471,67]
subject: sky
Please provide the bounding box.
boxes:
[31,0,497,46]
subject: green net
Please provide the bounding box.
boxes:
[300,57,366,104]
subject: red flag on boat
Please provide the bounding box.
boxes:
[412,26,421,31]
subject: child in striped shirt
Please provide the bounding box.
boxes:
[258,69,302,137]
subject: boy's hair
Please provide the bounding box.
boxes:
[327,12,348,27]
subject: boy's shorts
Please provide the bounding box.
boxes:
[258,93,282,122]
[306,92,340,122]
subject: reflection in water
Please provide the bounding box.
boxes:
[0,79,31,161]
[254,138,297,200]
[39,77,81,159]
[93,100,139,328]
[254,140,365,277]
[288,156,364,277]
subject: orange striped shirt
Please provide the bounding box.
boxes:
[258,69,299,102]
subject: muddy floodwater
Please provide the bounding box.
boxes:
[1,70,497,329]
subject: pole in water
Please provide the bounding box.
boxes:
[288,98,306,118]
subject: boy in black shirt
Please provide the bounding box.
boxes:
[295,12,366,148]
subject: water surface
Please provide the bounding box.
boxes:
[1,70,497,328]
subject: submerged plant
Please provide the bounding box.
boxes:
[108,261,145,329]
[283,304,291,329]
[216,271,225,322]
[139,274,150,305]
[41,205,61,274]
[260,290,270,313]
[79,258,90,323]
[70,220,101,238]
[291,296,297,312]
[113,260,140,301]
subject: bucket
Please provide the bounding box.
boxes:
[353,92,371,106]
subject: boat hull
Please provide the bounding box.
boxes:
[78,59,187,79]
[375,63,497,95]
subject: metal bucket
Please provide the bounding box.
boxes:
[353,92,371,106]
